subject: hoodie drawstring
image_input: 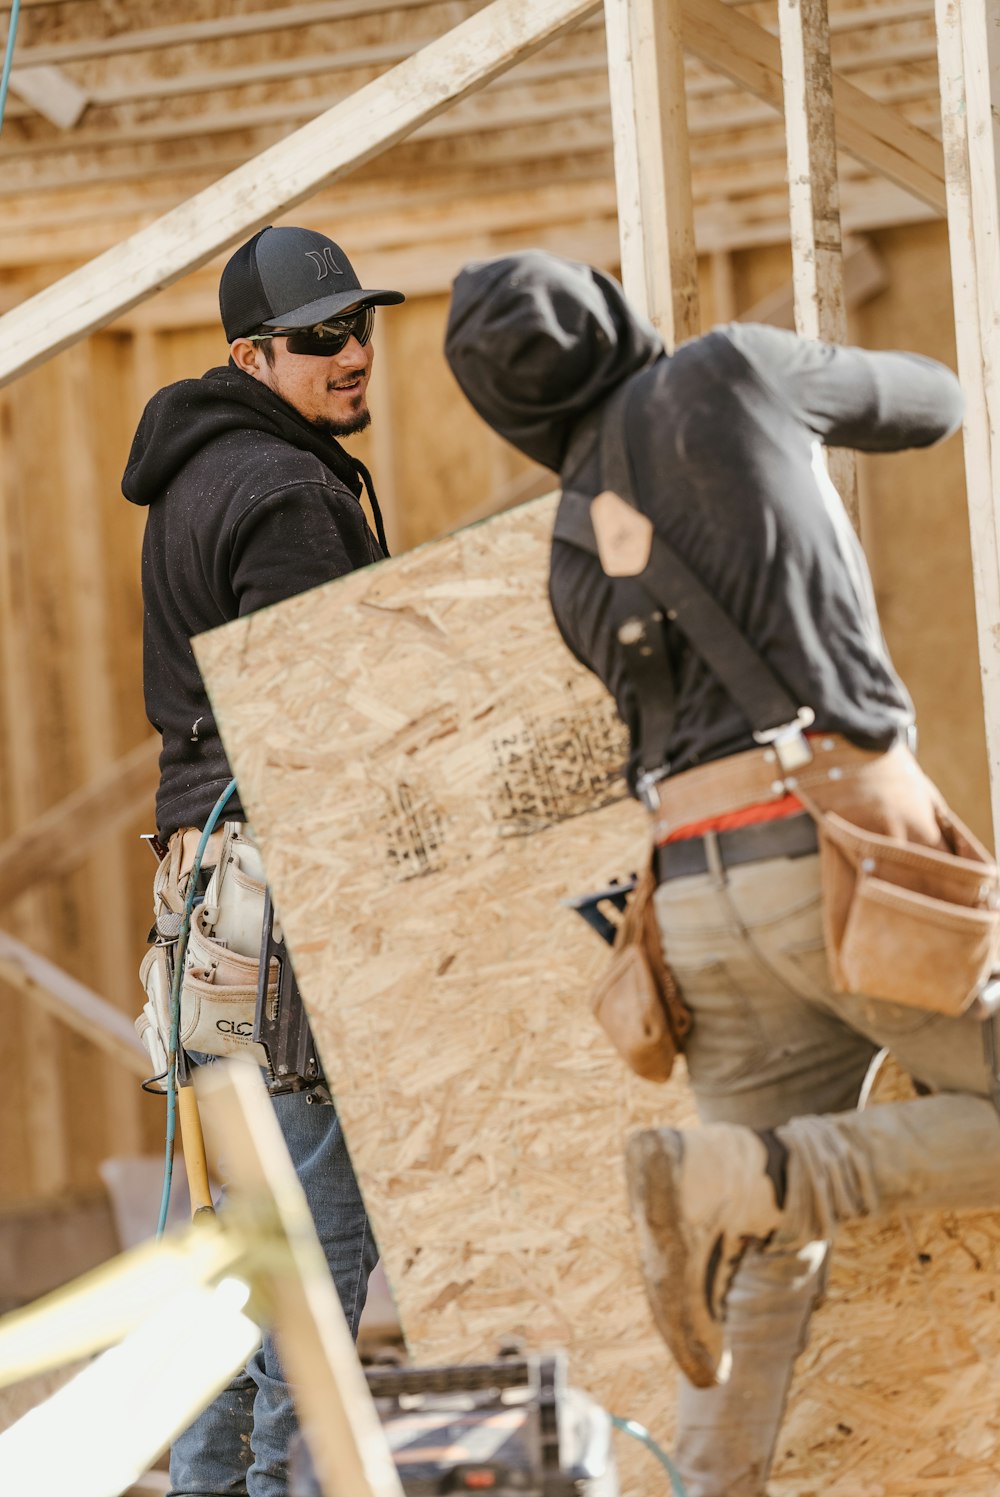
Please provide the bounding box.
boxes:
[353,455,390,558]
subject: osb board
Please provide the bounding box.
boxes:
[196,495,1000,1492]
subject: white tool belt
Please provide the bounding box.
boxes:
[136,822,278,1086]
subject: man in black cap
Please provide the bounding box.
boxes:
[123,226,404,1497]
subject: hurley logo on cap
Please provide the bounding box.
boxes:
[219,225,405,342]
[306,246,343,280]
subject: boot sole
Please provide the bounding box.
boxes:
[624,1130,726,1388]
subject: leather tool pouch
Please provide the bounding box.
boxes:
[137,823,275,1083]
[813,801,1000,1016]
[590,853,692,1082]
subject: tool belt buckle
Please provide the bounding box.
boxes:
[635,766,669,812]
[967,974,1000,1021]
[753,707,816,775]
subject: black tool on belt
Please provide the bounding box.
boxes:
[255,891,331,1103]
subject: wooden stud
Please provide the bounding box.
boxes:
[709,250,738,323]
[604,0,700,346]
[196,1062,405,1497]
[779,0,847,345]
[0,0,602,387]
[56,340,145,1158]
[737,236,887,328]
[368,324,403,556]
[0,737,160,912]
[935,0,1000,852]
[0,368,70,1198]
[778,0,860,531]
[0,931,149,1079]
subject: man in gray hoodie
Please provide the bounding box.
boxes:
[445,250,1000,1497]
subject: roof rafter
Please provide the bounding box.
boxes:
[0,0,603,383]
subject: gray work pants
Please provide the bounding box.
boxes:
[653,844,1000,1497]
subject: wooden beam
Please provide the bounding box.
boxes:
[6,11,937,105]
[780,0,847,346]
[0,30,610,149]
[604,0,699,347]
[0,930,149,1078]
[197,1063,405,1497]
[11,0,458,69]
[0,379,70,1194]
[7,66,88,128]
[0,74,624,165]
[0,38,942,169]
[681,0,946,212]
[935,0,1000,852]
[0,69,944,203]
[89,193,910,334]
[738,236,888,328]
[0,27,939,138]
[44,20,608,112]
[4,0,934,69]
[0,0,601,388]
[778,0,860,531]
[0,168,622,265]
[57,341,145,1159]
[101,180,929,335]
[0,736,160,912]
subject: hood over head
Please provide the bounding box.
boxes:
[122,362,366,507]
[444,250,663,471]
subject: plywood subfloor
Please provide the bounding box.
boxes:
[196,495,1000,1493]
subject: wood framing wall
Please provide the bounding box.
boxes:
[0,215,986,1215]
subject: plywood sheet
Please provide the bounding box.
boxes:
[196,494,1000,1493]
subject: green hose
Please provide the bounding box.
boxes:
[611,1414,687,1495]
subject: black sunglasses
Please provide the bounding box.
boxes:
[247,305,375,357]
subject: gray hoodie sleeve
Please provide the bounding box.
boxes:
[723,322,965,452]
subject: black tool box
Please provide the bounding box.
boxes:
[291,1350,619,1496]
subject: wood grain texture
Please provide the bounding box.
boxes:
[778,0,861,529]
[196,495,1000,1492]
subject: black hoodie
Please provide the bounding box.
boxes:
[123,363,385,837]
[445,252,964,782]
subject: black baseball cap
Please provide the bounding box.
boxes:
[220,226,405,342]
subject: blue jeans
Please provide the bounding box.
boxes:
[168,1089,378,1497]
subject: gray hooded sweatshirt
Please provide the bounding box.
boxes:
[445,251,964,785]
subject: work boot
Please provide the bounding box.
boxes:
[624,1124,790,1388]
